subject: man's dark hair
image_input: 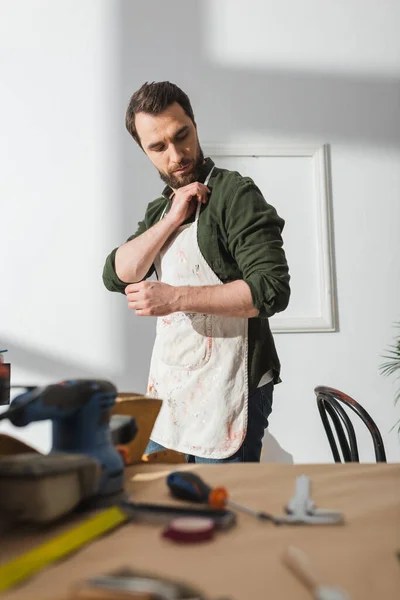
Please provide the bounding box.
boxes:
[125,81,196,146]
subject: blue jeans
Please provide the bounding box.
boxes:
[144,381,273,463]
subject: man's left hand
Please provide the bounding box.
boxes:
[125,281,179,316]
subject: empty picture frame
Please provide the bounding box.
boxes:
[203,143,337,333]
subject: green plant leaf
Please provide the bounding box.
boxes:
[389,417,400,433]
[380,323,400,432]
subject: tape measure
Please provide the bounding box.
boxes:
[0,506,129,593]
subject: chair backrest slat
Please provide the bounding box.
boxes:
[317,399,343,462]
[315,386,386,463]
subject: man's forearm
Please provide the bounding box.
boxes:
[115,215,177,283]
[175,280,259,318]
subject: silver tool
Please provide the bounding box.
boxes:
[87,574,180,599]
[227,475,344,526]
[283,545,351,600]
[282,475,344,525]
[86,570,232,600]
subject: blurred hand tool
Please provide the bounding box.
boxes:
[166,471,279,523]
[167,472,344,526]
[71,567,234,600]
[0,379,136,501]
[284,475,344,525]
[283,545,351,600]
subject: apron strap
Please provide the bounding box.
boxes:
[161,165,215,222]
[195,165,215,221]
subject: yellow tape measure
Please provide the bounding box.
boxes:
[0,506,128,593]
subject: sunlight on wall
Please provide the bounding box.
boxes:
[205,0,400,77]
[0,0,124,378]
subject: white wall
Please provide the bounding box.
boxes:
[1,0,399,462]
[0,0,125,449]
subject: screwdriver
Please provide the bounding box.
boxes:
[166,471,279,524]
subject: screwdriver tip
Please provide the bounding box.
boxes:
[258,513,278,524]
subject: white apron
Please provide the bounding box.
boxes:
[147,171,248,459]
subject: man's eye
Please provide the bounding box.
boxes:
[154,146,165,152]
[176,132,188,141]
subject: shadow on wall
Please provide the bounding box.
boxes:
[261,430,294,463]
[0,338,107,384]
[120,0,400,149]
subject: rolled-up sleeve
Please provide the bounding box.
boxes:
[102,219,155,294]
[224,180,290,318]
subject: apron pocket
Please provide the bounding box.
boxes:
[155,312,212,370]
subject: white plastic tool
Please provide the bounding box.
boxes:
[283,545,351,600]
[283,475,344,525]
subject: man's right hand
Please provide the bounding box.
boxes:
[114,183,210,284]
[166,182,210,227]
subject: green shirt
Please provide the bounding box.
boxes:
[102,157,290,391]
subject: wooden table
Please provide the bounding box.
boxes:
[1,463,400,599]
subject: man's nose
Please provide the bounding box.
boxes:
[169,144,184,165]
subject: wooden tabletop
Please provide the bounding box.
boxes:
[1,463,400,599]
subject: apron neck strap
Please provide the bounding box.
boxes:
[161,165,215,222]
[204,165,215,187]
[195,165,215,221]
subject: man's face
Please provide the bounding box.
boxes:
[135,102,204,190]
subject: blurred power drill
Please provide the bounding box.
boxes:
[0,379,136,501]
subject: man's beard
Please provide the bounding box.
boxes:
[158,145,205,190]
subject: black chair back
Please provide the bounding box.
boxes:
[315,386,387,463]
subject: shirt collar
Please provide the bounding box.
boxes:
[161,157,216,199]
